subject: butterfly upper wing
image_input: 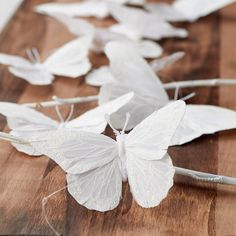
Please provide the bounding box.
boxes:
[9,66,54,85]
[66,92,134,133]
[126,100,186,160]
[43,37,92,78]
[0,53,32,68]
[31,130,118,174]
[173,0,236,22]
[0,102,58,155]
[31,129,122,211]
[35,2,109,19]
[105,41,169,104]
[171,104,236,145]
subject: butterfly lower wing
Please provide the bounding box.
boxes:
[127,153,174,208]
[126,101,186,160]
[67,158,122,212]
[31,130,118,174]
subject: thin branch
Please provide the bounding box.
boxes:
[164,79,236,90]
[175,167,236,186]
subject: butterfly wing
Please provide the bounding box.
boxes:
[66,92,134,133]
[0,102,58,155]
[108,3,188,40]
[105,41,169,104]
[8,66,54,85]
[67,158,122,212]
[126,100,186,160]
[43,37,92,78]
[85,66,115,87]
[126,153,174,208]
[35,2,109,19]
[31,130,122,211]
[145,3,187,22]
[173,0,236,22]
[171,104,236,145]
[125,101,185,207]
[150,51,185,73]
[0,53,32,68]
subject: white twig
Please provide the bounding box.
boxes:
[20,79,236,108]
[23,95,98,108]
[175,167,236,186]
[164,79,236,90]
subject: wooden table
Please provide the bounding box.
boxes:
[0,0,236,235]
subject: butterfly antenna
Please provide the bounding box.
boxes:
[32,48,41,63]
[104,114,119,135]
[55,106,65,123]
[174,84,180,100]
[121,113,131,134]
[42,185,68,236]
[26,48,36,63]
[180,92,196,101]
[65,104,74,123]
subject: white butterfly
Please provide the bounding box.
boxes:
[48,14,163,59]
[85,52,185,87]
[99,41,236,145]
[0,36,92,85]
[107,3,188,40]
[145,0,236,22]
[0,92,134,155]
[35,0,145,19]
[30,100,186,212]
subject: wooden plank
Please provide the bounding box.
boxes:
[0,0,236,235]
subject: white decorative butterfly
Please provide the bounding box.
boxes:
[85,52,185,87]
[35,0,145,19]
[99,41,236,145]
[0,92,133,155]
[30,100,186,212]
[48,14,163,59]
[0,36,92,85]
[145,0,236,22]
[107,3,188,40]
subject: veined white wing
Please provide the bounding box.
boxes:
[66,92,134,133]
[105,41,169,104]
[125,101,185,207]
[126,100,186,160]
[171,104,236,145]
[126,153,174,208]
[43,36,92,78]
[0,102,58,155]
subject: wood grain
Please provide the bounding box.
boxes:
[0,0,236,235]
